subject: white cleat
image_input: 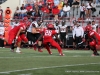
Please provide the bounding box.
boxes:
[59,53,65,56]
[16,50,22,53]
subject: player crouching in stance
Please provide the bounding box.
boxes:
[8,21,30,53]
[34,23,64,56]
[85,25,99,56]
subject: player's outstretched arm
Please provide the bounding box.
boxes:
[33,32,44,45]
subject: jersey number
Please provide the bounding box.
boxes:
[45,30,52,36]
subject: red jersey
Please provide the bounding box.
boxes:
[11,24,26,35]
[46,0,54,3]
[41,7,49,13]
[52,7,60,15]
[43,29,57,42]
[88,30,100,41]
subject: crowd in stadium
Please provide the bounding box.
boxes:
[0,0,100,56]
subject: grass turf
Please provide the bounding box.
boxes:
[0,48,100,75]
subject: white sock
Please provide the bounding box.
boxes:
[16,47,20,51]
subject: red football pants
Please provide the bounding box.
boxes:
[43,40,62,54]
[8,30,16,45]
[17,34,28,43]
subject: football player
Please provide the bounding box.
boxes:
[34,23,64,56]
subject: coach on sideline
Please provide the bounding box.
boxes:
[73,22,84,50]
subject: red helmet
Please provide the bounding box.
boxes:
[85,25,92,31]
[47,24,54,29]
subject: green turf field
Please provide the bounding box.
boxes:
[0,48,100,75]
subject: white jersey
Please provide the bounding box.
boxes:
[27,23,32,32]
[31,21,38,27]
[0,26,5,35]
[91,24,98,32]
[59,25,67,32]
[54,25,59,33]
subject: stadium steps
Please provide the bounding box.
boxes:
[1,0,21,19]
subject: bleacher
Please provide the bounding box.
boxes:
[0,0,7,4]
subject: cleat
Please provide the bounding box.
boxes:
[10,49,14,52]
[92,53,100,56]
[38,49,43,52]
[59,53,65,56]
[49,52,52,55]
[16,50,22,53]
[91,54,96,56]
[11,49,14,52]
[95,53,99,56]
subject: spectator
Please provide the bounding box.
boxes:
[79,3,86,20]
[91,1,96,16]
[0,21,5,48]
[33,4,41,20]
[14,6,21,19]
[46,0,54,15]
[41,5,50,20]
[38,0,44,9]
[86,1,93,21]
[26,4,33,18]
[64,0,68,4]
[68,0,73,7]
[20,4,25,10]
[96,0,100,6]
[61,3,71,19]
[0,6,3,21]
[20,7,27,19]
[58,1,63,16]
[52,6,60,21]
[72,0,80,5]
[25,0,33,5]
[54,0,60,6]
[44,0,46,5]
[26,3,32,11]
[46,0,54,4]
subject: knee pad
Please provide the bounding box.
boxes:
[17,36,22,43]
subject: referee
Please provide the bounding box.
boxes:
[73,23,84,50]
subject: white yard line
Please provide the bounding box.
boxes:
[0,55,99,58]
[63,51,91,53]
[0,63,100,74]
[0,55,100,58]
